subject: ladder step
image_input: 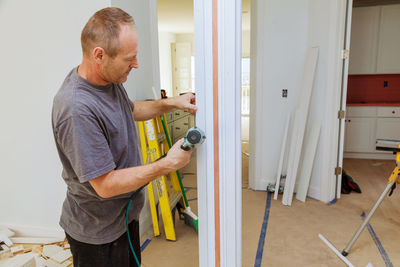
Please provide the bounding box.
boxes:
[138,117,184,241]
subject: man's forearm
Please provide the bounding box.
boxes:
[133,98,175,121]
[90,157,174,198]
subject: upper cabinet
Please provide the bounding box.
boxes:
[349,6,380,74]
[349,5,400,74]
[376,5,400,74]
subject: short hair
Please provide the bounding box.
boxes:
[81,7,135,58]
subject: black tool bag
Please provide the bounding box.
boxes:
[341,170,362,194]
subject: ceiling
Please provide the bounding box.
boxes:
[157,0,251,33]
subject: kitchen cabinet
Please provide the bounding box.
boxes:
[376,118,400,140]
[376,107,400,141]
[376,5,400,74]
[348,6,380,74]
[346,106,377,117]
[344,117,376,152]
[376,106,400,117]
[349,5,400,74]
[166,109,195,144]
[344,106,400,156]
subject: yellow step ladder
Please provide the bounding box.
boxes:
[137,114,183,241]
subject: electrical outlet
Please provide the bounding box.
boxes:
[282,89,288,98]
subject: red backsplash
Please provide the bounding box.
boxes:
[347,74,400,104]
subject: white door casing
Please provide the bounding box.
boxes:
[336,0,353,199]
[194,0,242,266]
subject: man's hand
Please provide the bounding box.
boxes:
[133,93,197,121]
[162,138,193,171]
[171,93,197,115]
[89,138,193,199]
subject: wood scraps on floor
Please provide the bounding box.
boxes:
[0,231,72,267]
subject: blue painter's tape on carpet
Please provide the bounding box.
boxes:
[254,191,272,267]
[327,198,337,206]
[361,212,393,267]
[140,239,151,252]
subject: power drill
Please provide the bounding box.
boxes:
[181,127,206,151]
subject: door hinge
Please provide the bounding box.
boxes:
[338,110,346,119]
[335,167,342,176]
[342,49,349,59]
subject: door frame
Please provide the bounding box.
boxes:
[194,0,242,266]
[335,0,353,200]
[247,0,353,203]
[318,0,354,202]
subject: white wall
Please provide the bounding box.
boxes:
[172,32,250,57]
[305,0,346,201]
[250,0,347,202]
[158,32,176,97]
[113,0,161,101]
[158,29,250,99]
[242,30,251,58]
[0,0,161,236]
[0,0,110,233]
[249,0,309,190]
[158,33,194,98]
[175,34,194,56]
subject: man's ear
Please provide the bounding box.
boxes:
[92,47,105,63]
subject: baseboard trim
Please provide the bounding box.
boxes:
[344,152,395,160]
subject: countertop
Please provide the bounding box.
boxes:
[347,102,400,106]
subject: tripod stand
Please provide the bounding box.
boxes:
[342,140,400,256]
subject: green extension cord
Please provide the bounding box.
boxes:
[126,191,142,267]
[124,114,198,266]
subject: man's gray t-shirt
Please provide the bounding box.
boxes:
[52,67,144,244]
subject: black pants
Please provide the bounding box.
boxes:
[65,220,141,267]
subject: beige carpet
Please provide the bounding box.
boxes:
[142,158,400,267]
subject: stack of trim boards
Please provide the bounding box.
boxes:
[277,46,321,206]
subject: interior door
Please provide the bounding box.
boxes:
[171,42,192,96]
[336,0,354,199]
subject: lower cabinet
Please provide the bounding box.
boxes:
[344,106,400,156]
[376,118,400,141]
[344,117,376,152]
[166,109,195,144]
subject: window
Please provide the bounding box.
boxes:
[242,58,250,115]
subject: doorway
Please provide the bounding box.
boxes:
[342,2,400,196]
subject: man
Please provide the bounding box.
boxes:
[52,7,196,267]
